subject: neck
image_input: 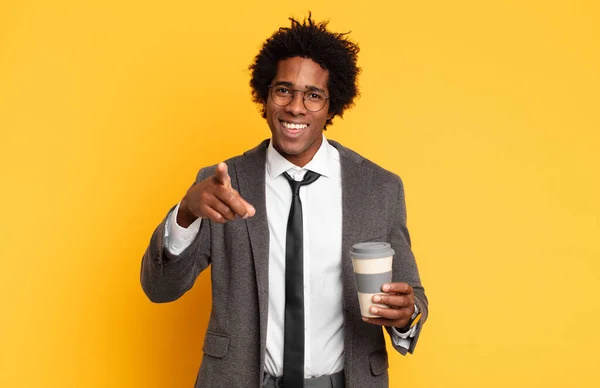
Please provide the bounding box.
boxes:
[275,136,323,168]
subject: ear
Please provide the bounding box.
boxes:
[326,111,335,120]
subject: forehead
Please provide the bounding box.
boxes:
[273,57,329,91]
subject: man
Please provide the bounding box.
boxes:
[141,14,428,388]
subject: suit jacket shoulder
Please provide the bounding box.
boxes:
[328,139,405,199]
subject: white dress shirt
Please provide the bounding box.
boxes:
[164,136,415,378]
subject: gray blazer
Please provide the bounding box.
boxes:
[141,140,428,388]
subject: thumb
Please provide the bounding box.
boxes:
[239,197,256,218]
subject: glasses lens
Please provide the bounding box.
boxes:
[271,86,293,107]
[304,91,327,112]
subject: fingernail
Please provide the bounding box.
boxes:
[382,284,390,292]
[362,317,369,322]
[371,307,378,314]
[373,295,381,302]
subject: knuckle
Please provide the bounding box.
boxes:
[389,296,402,308]
[199,189,212,203]
[215,203,229,215]
[225,190,237,202]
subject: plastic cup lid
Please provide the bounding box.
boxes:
[350,242,395,259]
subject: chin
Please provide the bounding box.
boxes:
[277,142,304,156]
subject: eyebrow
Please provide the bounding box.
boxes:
[271,81,327,95]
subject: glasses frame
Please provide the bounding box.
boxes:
[268,84,330,112]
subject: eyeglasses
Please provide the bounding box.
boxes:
[268,84,330,112]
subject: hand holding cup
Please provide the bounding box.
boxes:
[361,282,415,329]
[350,242,415,329]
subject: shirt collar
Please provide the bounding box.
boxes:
[266,134,338,180]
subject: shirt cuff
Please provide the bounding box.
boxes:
[164,202,202,255]
[390,303,419,348]
[391,323,417,339]
[392,334,412,349]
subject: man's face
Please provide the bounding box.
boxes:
[265,57,333,167]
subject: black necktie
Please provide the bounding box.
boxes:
[282,170,321,388]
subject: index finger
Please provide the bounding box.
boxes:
[213,162,231,188]
[382,282,413,294]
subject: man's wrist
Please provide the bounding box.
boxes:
[395,303,420,332]
[176,199,197,228]
[395,322,412,333]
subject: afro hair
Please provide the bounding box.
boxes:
[249,13,361,128]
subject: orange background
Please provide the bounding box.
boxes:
[1,1,599,387]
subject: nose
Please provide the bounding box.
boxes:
[285,91,308,115]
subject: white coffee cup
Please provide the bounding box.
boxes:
[350,242,394,318]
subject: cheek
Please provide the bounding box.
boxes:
[315,112,329,126]
[266,103,277,120]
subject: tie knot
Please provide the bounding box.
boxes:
[283,170,321,196]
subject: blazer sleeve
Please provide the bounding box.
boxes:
[140,167,213,303]
[385,176,428,355]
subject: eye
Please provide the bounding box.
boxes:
[275,87,292,95]
[306,92,324,101]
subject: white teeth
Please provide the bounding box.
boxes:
[282,121,308,130]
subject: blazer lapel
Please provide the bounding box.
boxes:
[333,141,374,317]
[231,139,270,364]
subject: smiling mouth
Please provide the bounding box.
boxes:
[280,120,308,130]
